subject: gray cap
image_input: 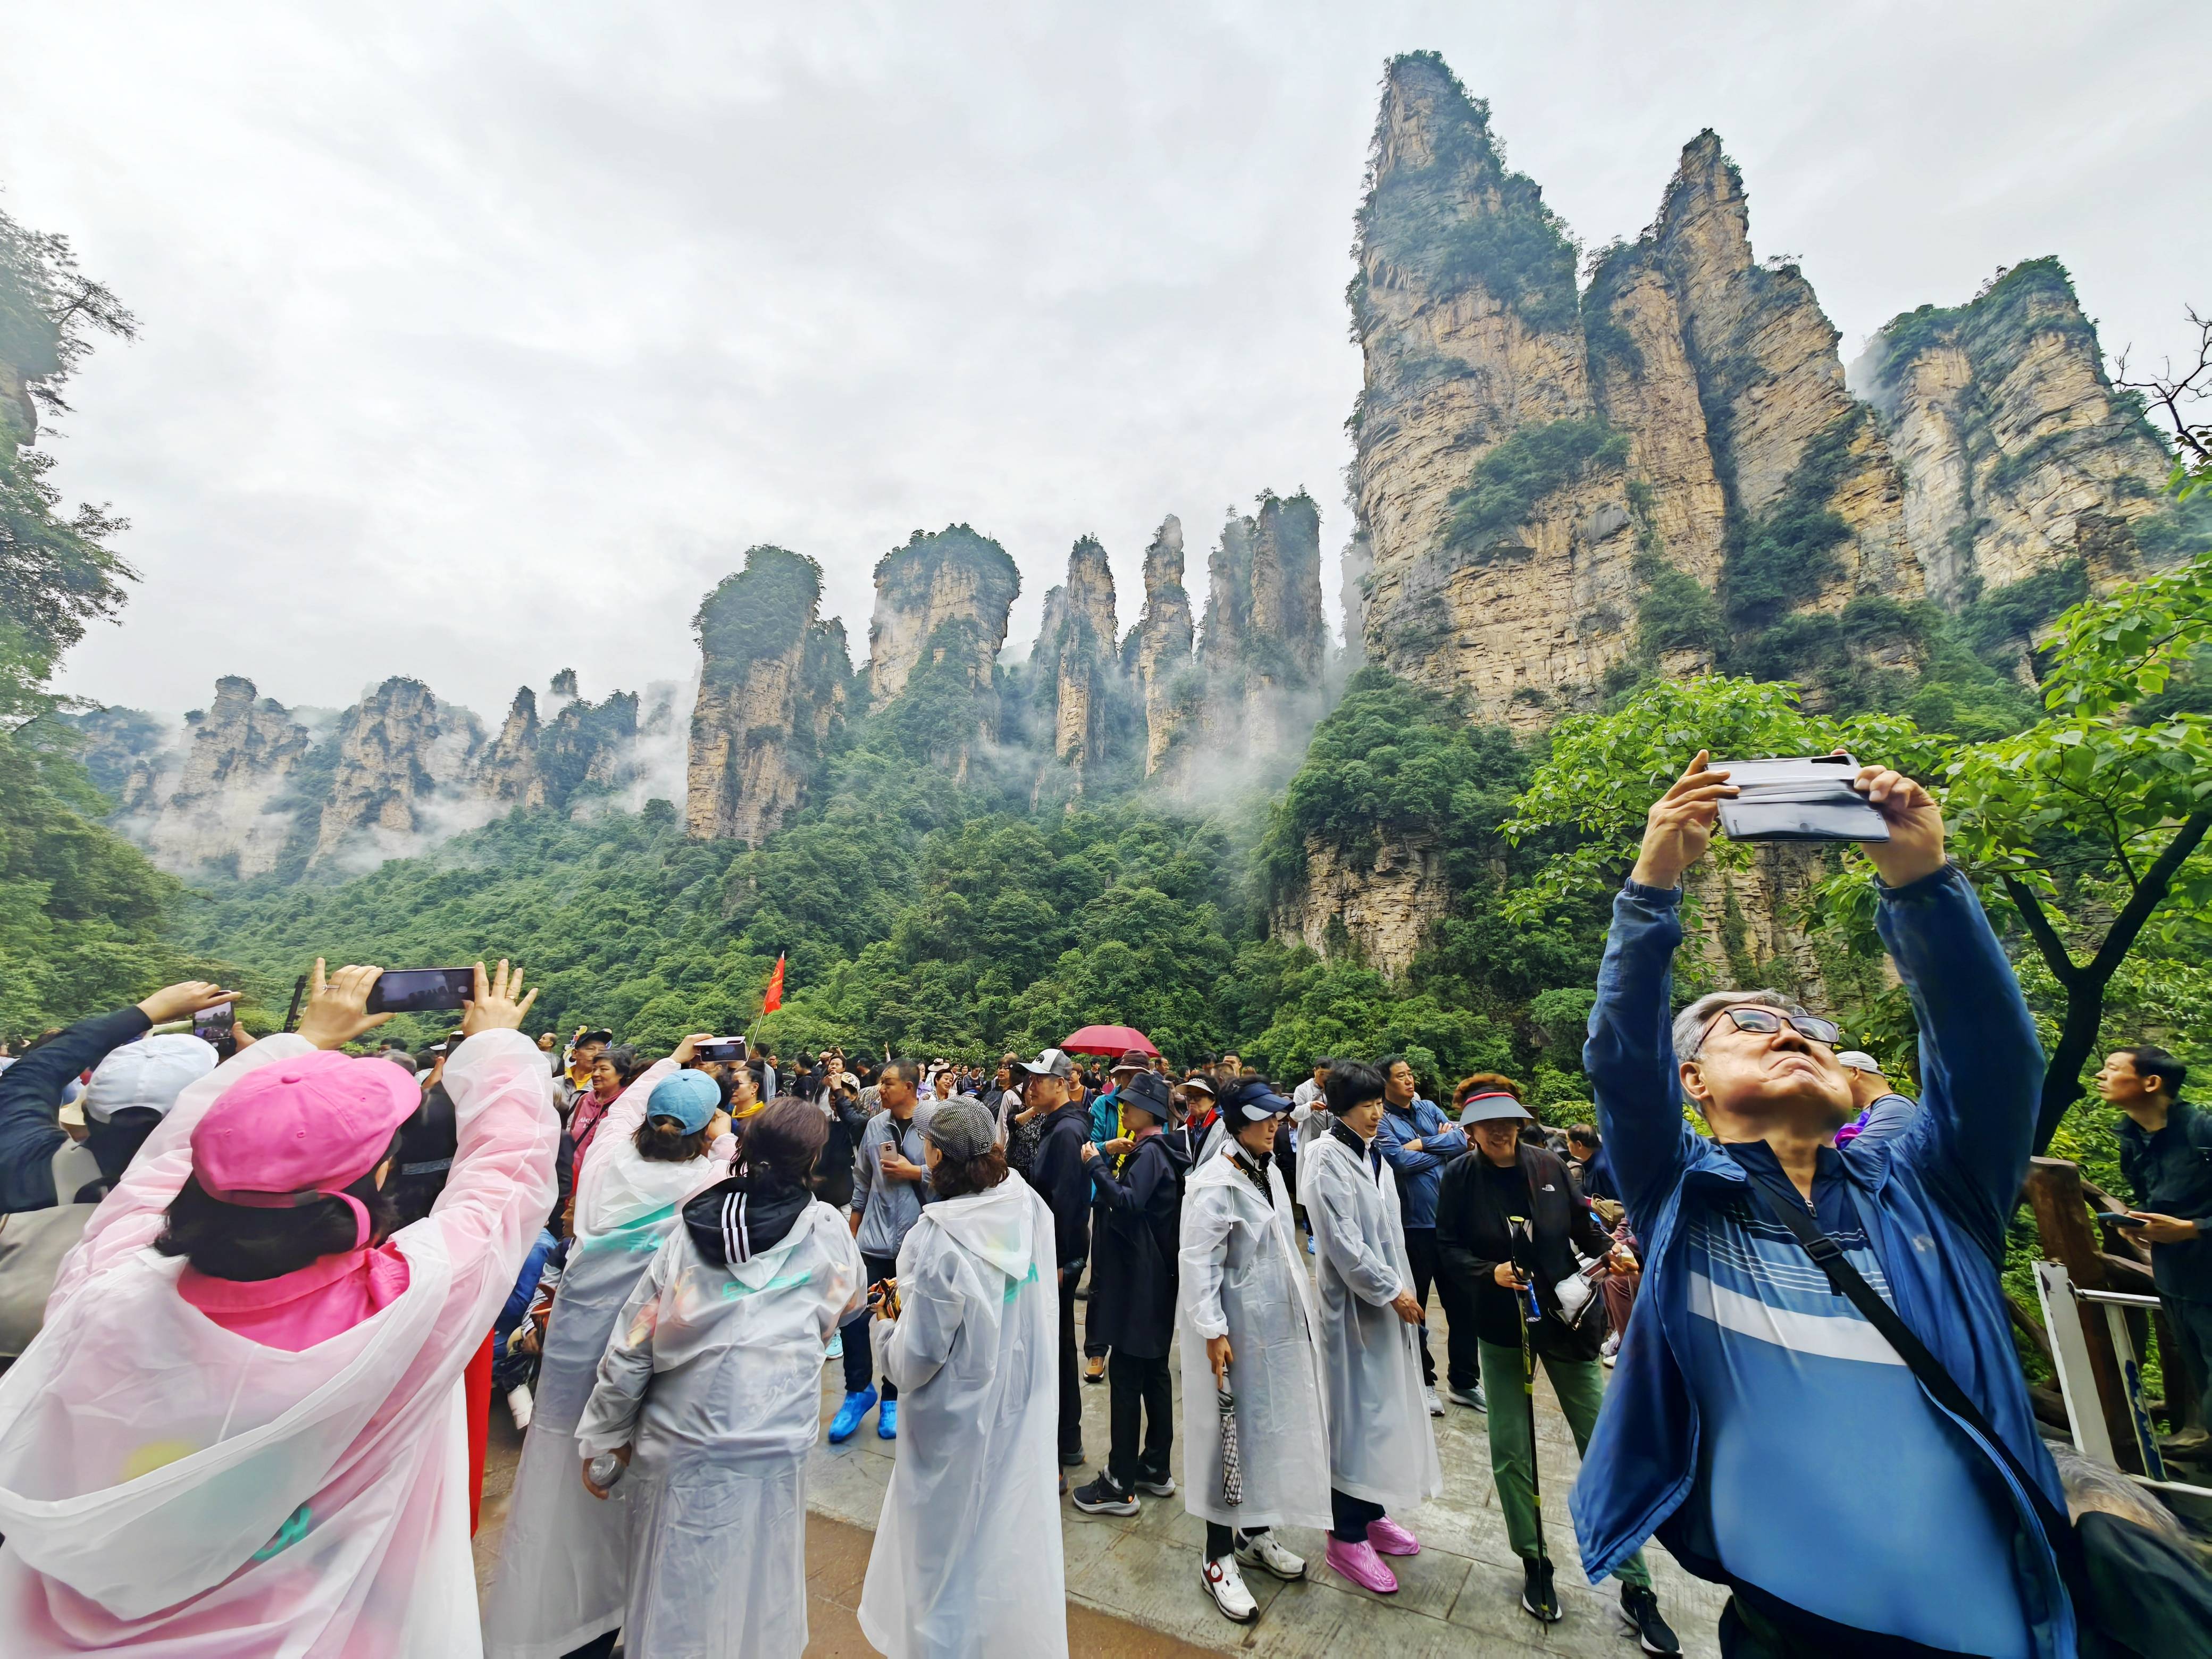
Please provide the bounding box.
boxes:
[1020,1048,1075,1079]
[924,1098,999,1161]
[1836,1051,1884,1075]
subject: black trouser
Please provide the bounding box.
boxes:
[1330,1487,1384,1543]
[840,1250,899,1401]
[1204,1521,1271,1561]
[1105,1350,1172,1489]
[1083,1229,1111,1360]
[562,1633,618,1659]
[1058,1265,1084,1454]
[1403,1226,1476,1389]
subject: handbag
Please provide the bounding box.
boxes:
[1729,1157,2115,1657]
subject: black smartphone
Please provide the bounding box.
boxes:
[366,968,476,1015]
[694,1039,747,1063]
[2092,1211,2148,1228]
[193,1002,238,1061]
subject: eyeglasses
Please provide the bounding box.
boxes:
[1701,1006,1841,1048]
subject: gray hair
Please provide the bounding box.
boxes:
[1672,990,1813,1098]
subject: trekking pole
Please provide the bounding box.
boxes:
[1510,1216,1544,1577]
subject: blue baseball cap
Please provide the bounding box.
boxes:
[647,1068,722,1134]
[1219,1077,1293,1124]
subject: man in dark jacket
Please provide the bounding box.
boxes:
[1436,1090,1668,1641]
[2101,1044,2212,1451]
[0,978,233,1212]
[1023,1046,1094,1465]
[1070,1070,1190,1514]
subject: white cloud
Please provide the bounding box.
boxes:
[10,1,2208,723]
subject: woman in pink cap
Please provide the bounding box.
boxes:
[0,959,559,1658]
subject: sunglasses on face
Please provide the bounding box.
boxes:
[1703,1007,1841,1048]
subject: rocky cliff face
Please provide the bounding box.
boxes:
[1854,259,2177,605]
[112,677,312,877]
[1030,536,1121,787]
[686,546,851,843]
[1269,832,1449,978]
[865,525,1021,706]
[309,678,487,868]
[1132,515,1199,777]
[1348,60,1924,731]
[105,664,652,877]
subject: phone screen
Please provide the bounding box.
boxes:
[367,968,477,1015]
[192,1001,234,1037]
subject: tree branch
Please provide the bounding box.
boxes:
[2001,873,2084,987]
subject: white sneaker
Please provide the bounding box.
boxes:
[1201,1553,1258,1623]
[1428,1384,1446,1417]
[506,1384,533,1431]
[1235,1532,1307,1581]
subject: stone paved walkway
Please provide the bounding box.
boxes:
[806,1284,1727,1657]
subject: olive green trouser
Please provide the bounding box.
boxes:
[1476,1337,1650,1588]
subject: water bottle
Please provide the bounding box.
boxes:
[587,1452,626,1491]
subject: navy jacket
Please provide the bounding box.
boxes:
[0,1007,150,1213]
[1086,1130,1191,1358]
[1568,865,2075,1659]
[1028,1103,1095,1272]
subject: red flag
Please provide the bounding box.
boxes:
[763,953,785,1015]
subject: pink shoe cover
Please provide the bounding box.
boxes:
[1324,1536,1400,1594]
[1367,1514,1420,1556]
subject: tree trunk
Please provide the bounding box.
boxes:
[2019,808,2212,1155]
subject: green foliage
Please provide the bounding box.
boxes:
[1719,410,1861,632]
[1634,555,1724,660]
[693,546,827,685]
[0,426,133,719]
[1258,667,1521,900]
[0,723,221,1038]
[1442,418,1626,556]
[1229,941,1512,1086]
[1502,675,1945,923]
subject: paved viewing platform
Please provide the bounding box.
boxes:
[477,1289,1725,1656]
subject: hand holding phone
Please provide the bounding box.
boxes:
[2093,1211,2149,1228]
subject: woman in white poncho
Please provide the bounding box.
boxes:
[1176,1076,1330,1628]
[483,1034,734,1659]
[859,1099,1066,1659]
[573,1099,864,1659]
[1296,1059,1443,1597]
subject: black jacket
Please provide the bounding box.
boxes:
[683,1170,811,1266]
[2117,1097,2212,1299]
[1435,1142,1611,1356]
[0,1007,151,1213]
[1084,1131,1191,1358]
[1028,1103,1095,1272]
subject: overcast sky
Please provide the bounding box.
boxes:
[10,2,2209,722]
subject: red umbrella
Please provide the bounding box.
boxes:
[1060,1024,1158,1058]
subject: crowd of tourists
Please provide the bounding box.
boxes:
[0,758,2207,1657]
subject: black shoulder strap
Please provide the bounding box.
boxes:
[1729,1157,2092,1618]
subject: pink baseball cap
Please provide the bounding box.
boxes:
[191,1050,422,1250]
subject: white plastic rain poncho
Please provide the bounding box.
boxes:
[572,1196,862,1659]
[1175,1144,1331,1530]
[858,1174,1066,1659]
[0,1026,557,1658]
[483,1057,733,1659]
[1298,1125,1442,1511]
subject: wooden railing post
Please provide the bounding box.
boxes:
[2022,1157,2143,1472]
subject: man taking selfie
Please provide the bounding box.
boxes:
[1572,753,2075,1659]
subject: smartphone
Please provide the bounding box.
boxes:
[366,968,476,1015]
[694,1039,747,1063]
[193,1002,238,1061]
[1709,753,1891,844]
[2093,1211,2148,1228]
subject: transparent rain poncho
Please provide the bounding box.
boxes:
[0,1027,558,1657]
[574,1199,861,1659]
[1176,1147,1332,1530]
[858,1175,1067,1659]
[482,1057,733,1659]
[1299,1128,1443,1511]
